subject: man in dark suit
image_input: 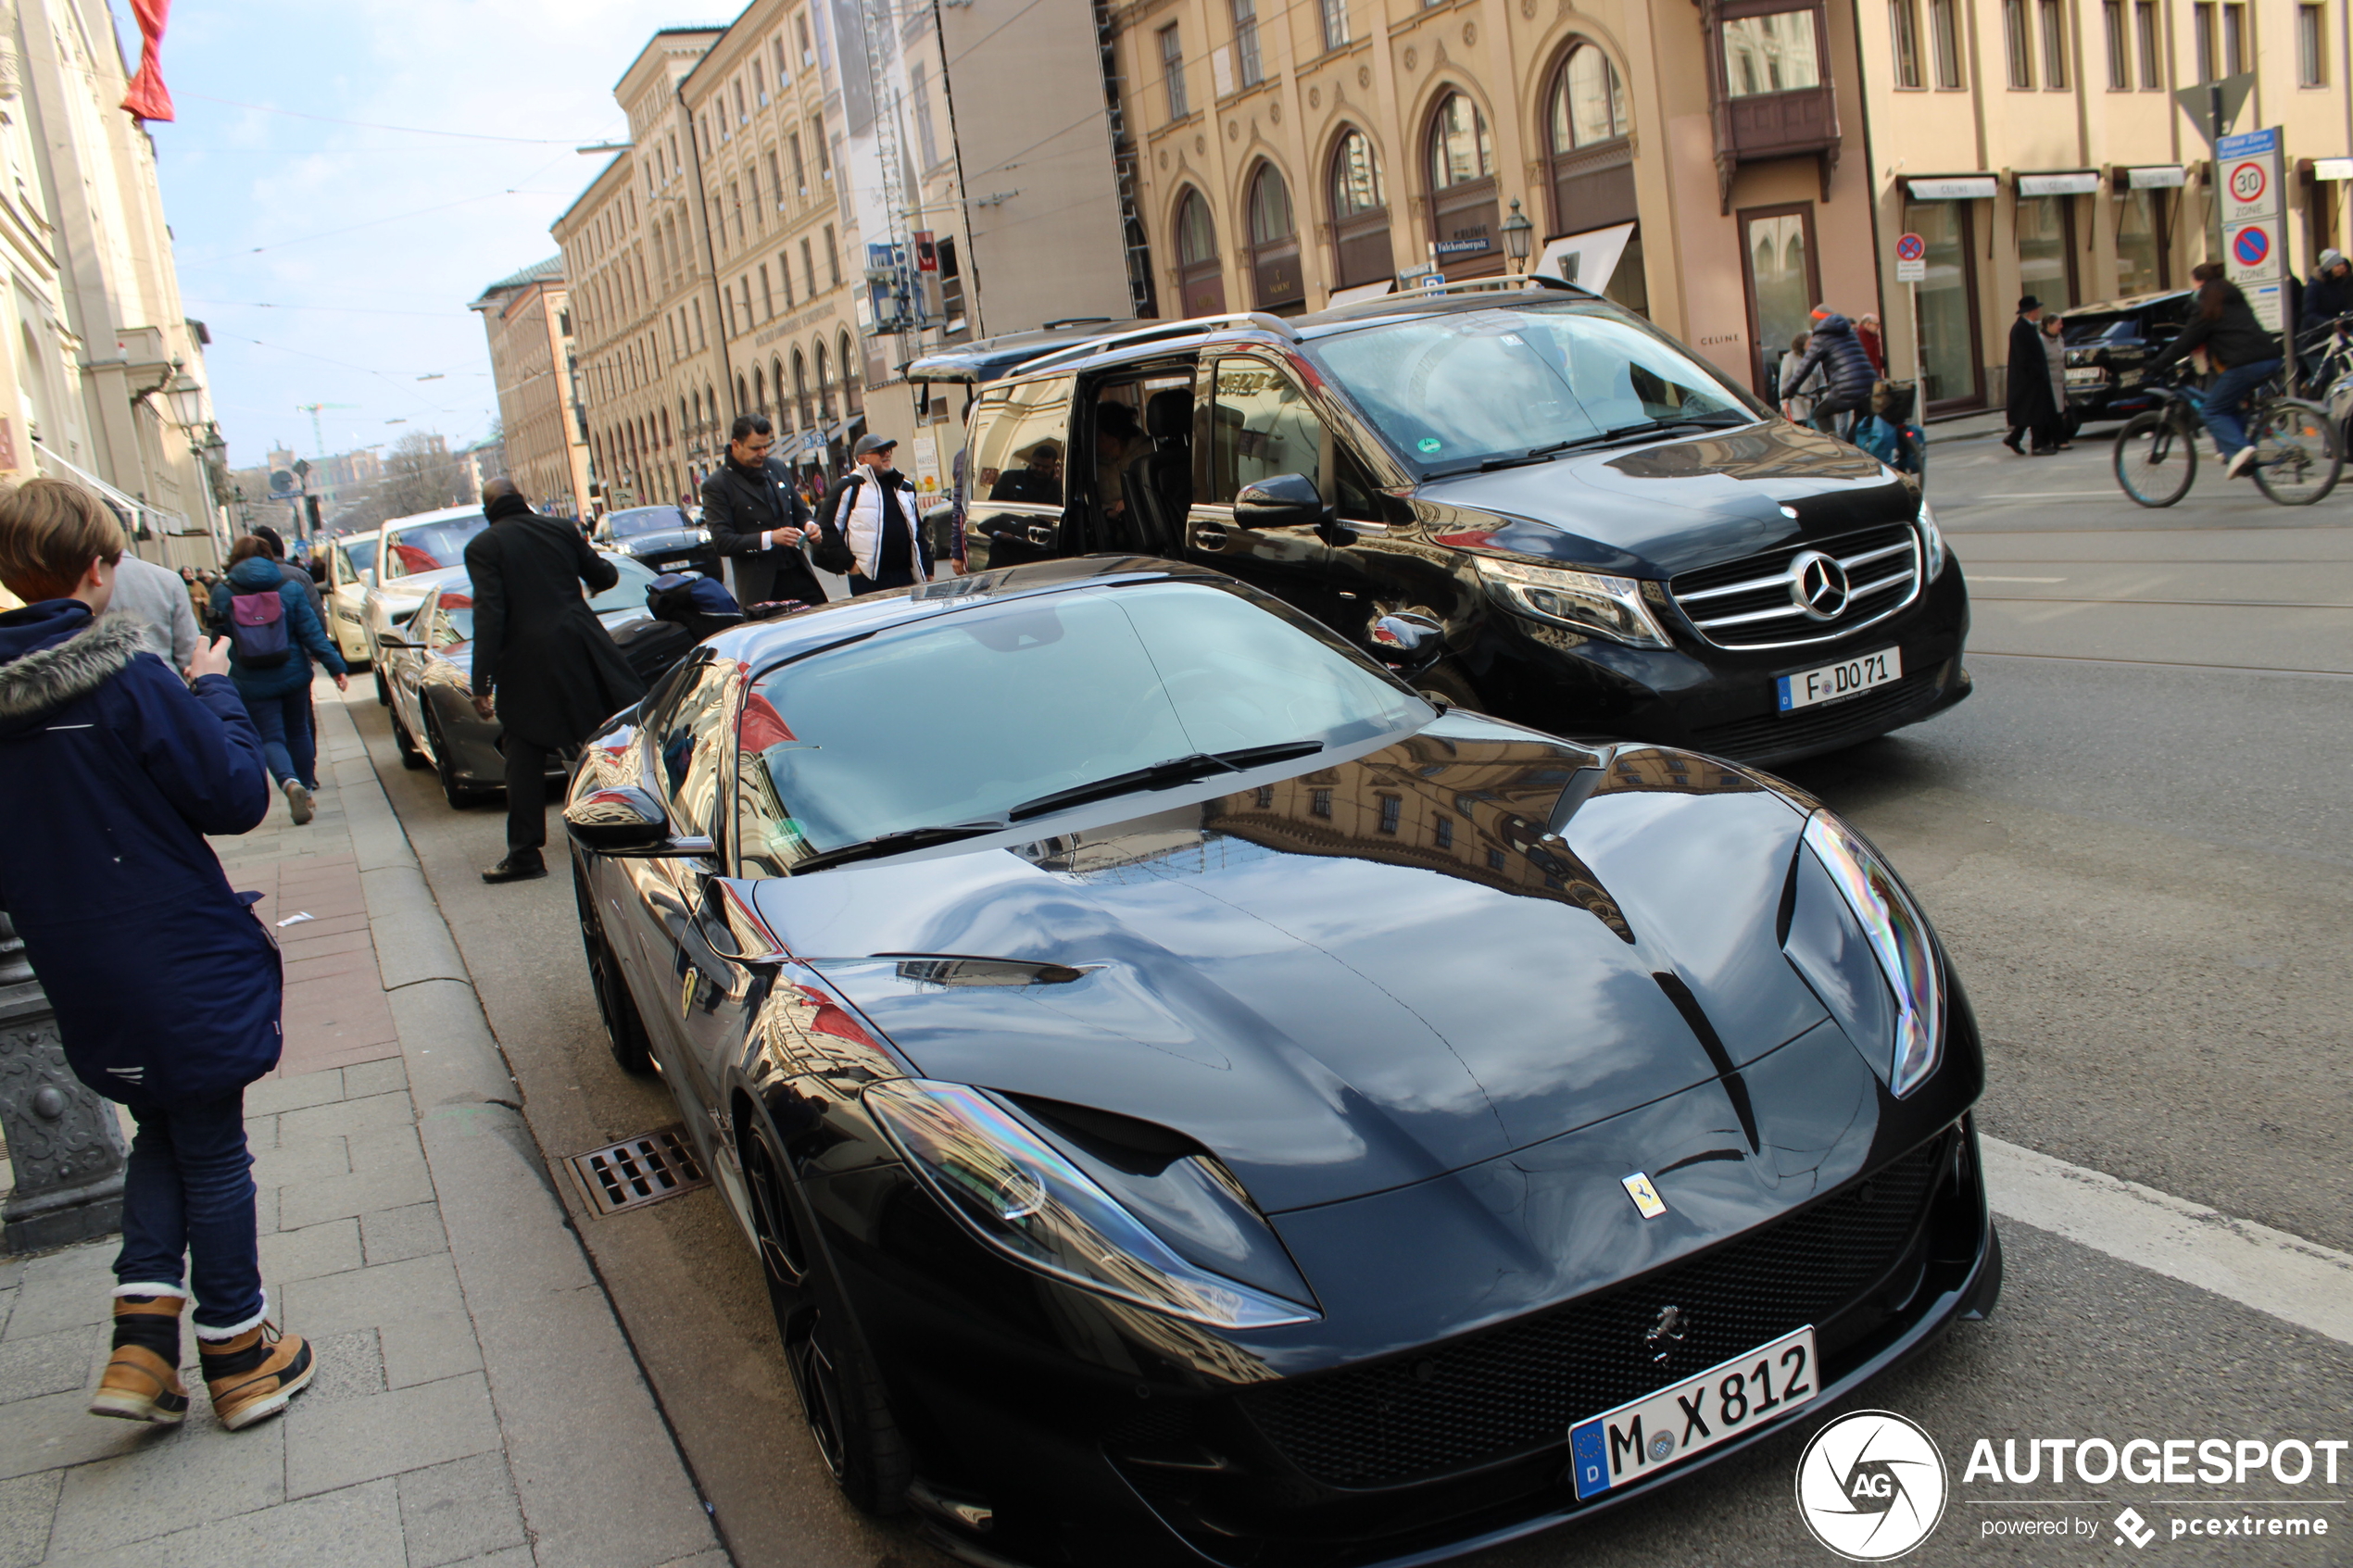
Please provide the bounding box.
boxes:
[700,414,825,608]
[464,480,648,884]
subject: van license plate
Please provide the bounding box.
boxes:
[1778,648,1901,712]
[1567,1326,1818,1499]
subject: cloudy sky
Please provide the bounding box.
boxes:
[142,0,697,469]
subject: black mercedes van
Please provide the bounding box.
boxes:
[911,282,1969,767]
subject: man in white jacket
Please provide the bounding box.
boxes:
[820,433,930,596]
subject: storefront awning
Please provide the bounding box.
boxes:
[2018,170,2101,196]
[2126,165,2186,189]
[2313,157,2353,182]
[1906,176,1997,200]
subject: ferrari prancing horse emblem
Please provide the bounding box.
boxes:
[1621,1172,1667,1219]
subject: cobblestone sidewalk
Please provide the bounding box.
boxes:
[0,683,724,1568]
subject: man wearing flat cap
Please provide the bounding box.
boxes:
[819,433,931,596]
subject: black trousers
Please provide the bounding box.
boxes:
[504,736,555,852]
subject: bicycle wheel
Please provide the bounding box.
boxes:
[2113,410,2195,508]
[2248,398,2344,506]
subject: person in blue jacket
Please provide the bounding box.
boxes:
[0,479,320,1431]
[208,536,347,825]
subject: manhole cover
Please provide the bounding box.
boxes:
[565,1125,710,1217]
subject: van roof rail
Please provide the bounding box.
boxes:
[1015,310,1301,372]
[1380,274,1587,300]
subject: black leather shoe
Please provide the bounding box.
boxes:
[481,851,547,884]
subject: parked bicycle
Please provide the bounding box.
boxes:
[2112,363,2342,507]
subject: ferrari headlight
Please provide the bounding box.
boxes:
[864,1078,1315,1330]
[1793,811,1944,1097]
[1918,499,1947,578]
[1474,558,1670,647]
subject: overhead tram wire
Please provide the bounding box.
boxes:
[179,93,611,145]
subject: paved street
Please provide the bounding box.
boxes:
[305,417,2353,1567]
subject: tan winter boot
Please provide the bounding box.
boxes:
[89,1291,192,1424]
[199,1321,317,1431]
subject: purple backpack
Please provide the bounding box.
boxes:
[228,587,291,669]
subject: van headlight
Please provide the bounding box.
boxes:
[1474,558,1669,647]
[1918,500,1947,577]
[1782,811,1944,1097]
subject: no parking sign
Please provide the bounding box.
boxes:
[1894,232,1926,282]
[2218,127,2286,331]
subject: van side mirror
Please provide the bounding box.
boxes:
[1234,472,1327,531]
[359,568,376,587]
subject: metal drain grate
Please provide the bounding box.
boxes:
[565,1125,710,1216]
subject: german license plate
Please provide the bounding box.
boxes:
[1777,647,1901,712]
[1568,1326,1817,1499]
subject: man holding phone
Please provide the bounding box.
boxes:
[700,415,826,608]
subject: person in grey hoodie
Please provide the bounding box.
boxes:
[106,552,198,669]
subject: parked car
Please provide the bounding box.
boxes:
[361,505,491,703]
[919,283,1969,769]
[2057,287,2197,425]
[377,554,690,807]
[561,557,1998,1564]
[321,529,380,670]
[594,504,719,578]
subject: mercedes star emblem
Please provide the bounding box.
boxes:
[1786,550,1850,621]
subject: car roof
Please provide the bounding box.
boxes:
[992,280,1599,383]
[700,557,1240,672]
[904,320,1142,384]
[382,505,485,533]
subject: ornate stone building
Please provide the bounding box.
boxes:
[470,257,591,520]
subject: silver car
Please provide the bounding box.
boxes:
[359,506,488,704]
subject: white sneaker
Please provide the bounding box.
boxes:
[2225,445,2258,479]
[283,780,314,825]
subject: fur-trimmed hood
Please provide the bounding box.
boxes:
[0,602,145,734]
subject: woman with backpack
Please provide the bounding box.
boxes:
[209,536,347,824]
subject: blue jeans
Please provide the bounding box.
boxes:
[242,687,316,788]
[2201,358,2282,458]
[115,1091,265,1336]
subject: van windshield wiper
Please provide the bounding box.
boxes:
[1428,415,1755,477]
[792,821,1012,872]
[1008,741,1324,822]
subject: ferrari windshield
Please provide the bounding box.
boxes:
[1315,303,1753,474]
[737,583,1423,872]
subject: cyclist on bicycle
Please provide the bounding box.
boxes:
[2148,271,2281,480]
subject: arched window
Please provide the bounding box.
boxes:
[839,331,862,413]
[1246,164,1303,312]
[753,365,767,415]
[1545,42,1646,314]
[1173,186,1226,317]
[1327,129,1393,290]
[772,358,790,431]
[736,373,749,414]
[793,351,812,431]
[1425,92,1501,278]
[816,340,836,422]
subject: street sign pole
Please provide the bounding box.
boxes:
[1894,232,1928,408]
[2215,125,2292,387]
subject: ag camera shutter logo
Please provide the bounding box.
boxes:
[1795,1411,1949,1560]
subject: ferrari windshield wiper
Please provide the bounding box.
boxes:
[792,821,1011,872]
[1008,741,1323,822]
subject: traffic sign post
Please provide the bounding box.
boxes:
[1894,232,1927,393]
[2216,126,2292,380]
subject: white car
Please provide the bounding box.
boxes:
[360,505,489,705]
[321,531,379,670]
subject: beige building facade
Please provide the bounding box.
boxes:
[0,0,224,565]
[1856,0,2353,410]
[471,257,592,520]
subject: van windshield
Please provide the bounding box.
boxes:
[1315,303,1754,475]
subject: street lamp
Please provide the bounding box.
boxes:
[1502,198,1534,273]
[163,371,206,430]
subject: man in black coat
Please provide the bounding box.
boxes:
[699,414,825,608]
[2004,296,2062,454]
[463,480,648,883]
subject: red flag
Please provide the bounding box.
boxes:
[120,0,175,123]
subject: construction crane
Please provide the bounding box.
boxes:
[293,401,358,458]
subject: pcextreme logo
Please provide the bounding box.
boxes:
[1796,1411,1951,1561]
